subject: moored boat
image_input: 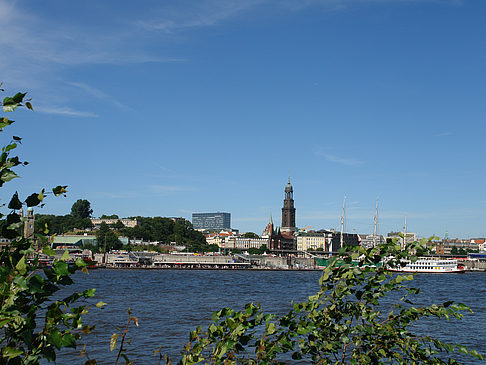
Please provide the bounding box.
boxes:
[388,257,466,273]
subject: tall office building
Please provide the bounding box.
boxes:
[192,212,231,230]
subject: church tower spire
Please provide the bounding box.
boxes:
[281,178,296,233]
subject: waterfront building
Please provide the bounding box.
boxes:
[224,237,269,250]
[205,231,236,247]
[52,235,98,248]
[329,232,360,252]
[359,234,385,248]
[387,231,417,246]
[91,218,139,228]
[192,212,231,230]
[435,240,482,255]
[296,233,327,252]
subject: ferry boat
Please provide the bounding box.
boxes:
[388,257,466,273]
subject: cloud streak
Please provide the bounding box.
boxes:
[137,0,462,33]
[67,82,130,111]
[316,151,364,166]
[35,106,99,118]
[147,185,199,195]
[137,0,264,32]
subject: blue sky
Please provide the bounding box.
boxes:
[1,0,485,239]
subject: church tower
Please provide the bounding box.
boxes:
[281,178,296,233]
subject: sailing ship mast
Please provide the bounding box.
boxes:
[403,215,407,250]
[340,196,346,249]
[373,198,378,247]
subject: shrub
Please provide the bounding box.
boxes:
[176,241,483,364]
[0,88,97,364]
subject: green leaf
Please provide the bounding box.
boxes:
[52,261,70,276]
[266,322,276,335]
[96,301,107,309]
[2,346,23,359]
[470,349,483,360]
[4,142,17,152]
[47,329,63,350]
[3,103,18,112]
[43,245,56,256]
[110,333,119,351]
[15,256,27,275]
[75,258,87,267]
[84,288,96,297]
[8,192,22,210]
[12,92,27,103]
[61,333,77,348]
[1,169,18,182]
[52,185,68,196]
[61,250,70,261]
[25,192,41,207]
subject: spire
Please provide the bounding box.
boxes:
[281,177,296,233]
[269,213,273,225]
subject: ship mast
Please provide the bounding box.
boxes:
[373,198,378,247]
[340,196,346,249]
[403,215,407,250]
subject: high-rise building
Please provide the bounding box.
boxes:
[281,178,296,233]
[192,212,231,230]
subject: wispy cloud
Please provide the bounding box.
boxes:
[0,2,177,67]
[91,191,140,199]
[147,185,199,195]
[316,151,364,166]
[137,0,264,32]
[0,1,182,107]
[233,216,269,222]
[67,82,130,111]
[36,106,99,118]
[137,0,461,32]
[435,131,452,137]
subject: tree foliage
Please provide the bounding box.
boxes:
[100,214,119,219]
[96,222,122,252]
[175,241,482,364]
[35,214,92,234]
[119,217,206,246]
[243,232,259,239]
[0,88,96,364]
[248,245,268,255]
[70,199,93,219]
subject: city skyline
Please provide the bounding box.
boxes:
[1,0,486,238]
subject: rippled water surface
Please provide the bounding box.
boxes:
[54,270,486,364]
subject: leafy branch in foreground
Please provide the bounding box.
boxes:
[174,241,482,364]
[0,87,96,364]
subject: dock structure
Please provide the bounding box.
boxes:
[151,254,250,269]
[96,252,251,269]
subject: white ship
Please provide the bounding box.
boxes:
[389,257,466,273]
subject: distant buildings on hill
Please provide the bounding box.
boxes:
[202,179,361,253]
[91,218,139,228]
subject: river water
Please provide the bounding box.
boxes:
[54,269,486,364]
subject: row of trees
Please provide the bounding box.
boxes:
[118,217,205,245]
[33,198,209,250]
[34,199,93,234]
